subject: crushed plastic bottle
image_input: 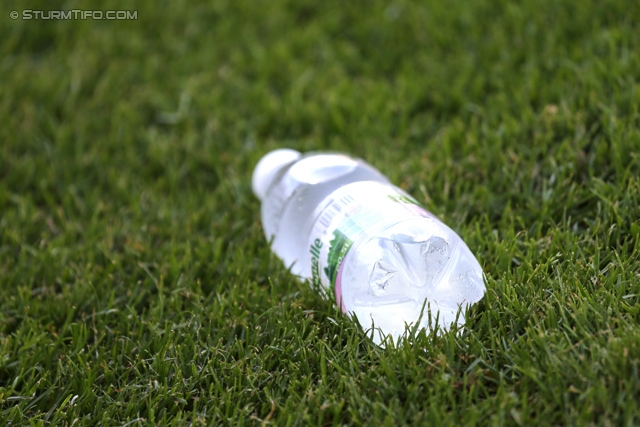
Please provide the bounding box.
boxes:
[252,149,486,345]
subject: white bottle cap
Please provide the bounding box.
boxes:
[252,148,302,200]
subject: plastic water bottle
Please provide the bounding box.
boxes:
[252,149,486,345]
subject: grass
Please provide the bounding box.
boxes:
[1,0,639,425]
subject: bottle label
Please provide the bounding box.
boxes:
[308,181,438,311]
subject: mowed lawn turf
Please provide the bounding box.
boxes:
[1,0,639,425]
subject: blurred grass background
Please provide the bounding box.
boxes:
[1,0,639,425]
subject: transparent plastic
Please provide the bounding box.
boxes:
[253,149,486,344]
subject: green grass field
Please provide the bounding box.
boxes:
[2,0,640,425]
